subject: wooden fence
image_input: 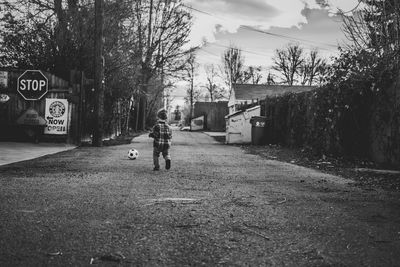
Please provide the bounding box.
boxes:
[193,101,229,131]
[0,69,122,144]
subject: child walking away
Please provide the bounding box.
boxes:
[148,109,172,171]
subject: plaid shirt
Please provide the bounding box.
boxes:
[150,120,172,150]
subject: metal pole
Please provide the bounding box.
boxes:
[141,0,153,130]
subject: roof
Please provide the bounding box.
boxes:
[225,105,260,119]
[232,83,317,101]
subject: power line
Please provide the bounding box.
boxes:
[182,4,214,16]
[198,48,220,57]
[205,42,273,57]
[331,0,363,15]
[241,25,338,51]
[183,3,340,51]
[197,42,272,59]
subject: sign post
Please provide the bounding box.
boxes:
[17,70,48,101]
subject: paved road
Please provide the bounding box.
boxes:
[0,142,76,166]
[0,130,399,266]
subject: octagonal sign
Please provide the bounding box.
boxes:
[17,70,48,101]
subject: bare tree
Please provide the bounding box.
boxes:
[203,64,226,102]
[265,71,275,85]
[243,66,263,84]
[272,43,304,85]
[221,45,245,96]
[163,85,175,119]
[183,52,198,127]
[341,0,400,65]
[298,49,328,86]
[128,0,195,129]
[0,0,96,77]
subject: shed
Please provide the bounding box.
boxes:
[225,105,260,144]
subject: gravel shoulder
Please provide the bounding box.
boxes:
[241,144,400,192]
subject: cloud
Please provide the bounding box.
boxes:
[188,0,279,19]
[315,0,330,8]
[297,7,345,45]
[214,0,279,20]
[186,0,336,46]
[185,0,291,46]
[213,7,345,49]
[194,6,346,70]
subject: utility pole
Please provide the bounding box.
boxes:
[187,53,195,131]
[93,0,104,146]
[189,64,194,130]
[160,43,167,118]
[140,0,154,130]
[136,0,143,132]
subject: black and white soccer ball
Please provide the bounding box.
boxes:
[128,148,139,160]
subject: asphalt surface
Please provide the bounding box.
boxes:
[0,130,400,266]
[0,142,76,166]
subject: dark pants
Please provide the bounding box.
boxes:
[153,147,171,169]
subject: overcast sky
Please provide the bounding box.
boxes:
[171,0,360,105]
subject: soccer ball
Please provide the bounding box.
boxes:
[128,148,139,160]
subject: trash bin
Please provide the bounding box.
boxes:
[250,116,268,145]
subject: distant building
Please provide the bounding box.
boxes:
[228,83,317,114]
[193,101,228,132]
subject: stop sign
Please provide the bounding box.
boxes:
[17,70,48,101]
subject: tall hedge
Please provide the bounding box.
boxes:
[260,81,388,162]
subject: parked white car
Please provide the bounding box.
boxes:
[180,126,190,131]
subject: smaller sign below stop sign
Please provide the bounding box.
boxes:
[0,94,10,103]
[17,70,49,101]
